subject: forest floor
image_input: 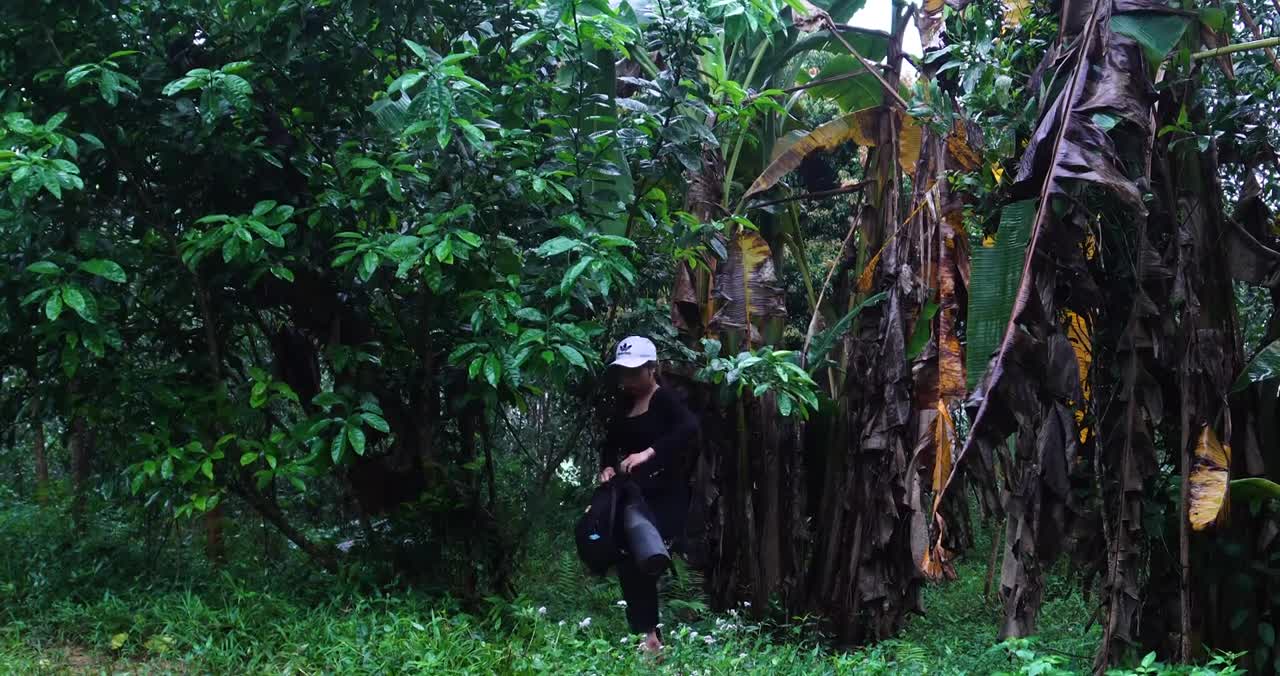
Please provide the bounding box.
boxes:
[0,500,1217,675]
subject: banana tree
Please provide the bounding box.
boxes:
[657,0,904,622]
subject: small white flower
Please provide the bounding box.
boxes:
[689,630,699,640]
[742,601,751,608]
[616,600,627,607]
[738,653,747,659]
[538,606,547,615]
[703,635,716,645]
[558,620,566,626]
[620,637,630,644]
[578,617,592,629]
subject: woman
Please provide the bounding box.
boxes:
[598,335,699,656]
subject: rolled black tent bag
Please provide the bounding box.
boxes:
[621,499,670,575]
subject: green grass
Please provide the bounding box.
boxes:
[0,499,1240,675]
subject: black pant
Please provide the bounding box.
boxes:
[617,557,661,633]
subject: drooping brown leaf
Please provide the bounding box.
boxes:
[1188,425,1230,531]
[708,230,786,343]
[945,0,1166,498]
[938,209,966,400]
[672,262,701,332]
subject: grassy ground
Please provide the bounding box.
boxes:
[0,500,1234,675]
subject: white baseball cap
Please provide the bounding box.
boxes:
[610,336,657,368]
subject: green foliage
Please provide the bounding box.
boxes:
[697,339,820,418]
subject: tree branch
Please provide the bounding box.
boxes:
[821,16,910,110]
[746,181,867,210]
[1191,36,1280,62]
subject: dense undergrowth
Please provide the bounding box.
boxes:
[0,493,1244,674]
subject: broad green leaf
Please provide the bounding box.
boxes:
[27,261,61,276]
[537,236,581,257]
[389,71,427,93]
[78,259,127,282]
[403,39,430,61]
[248,221,285,247]
[240,452,259,466]
[1230,477,1280,504]
[331,431,346,464]
[512,30,544,52]
[561,256,594,294]
[803,57,883,112]
[61,287,92,322]
[557,344,587,369]
[1233,337,1280,392]
[45,294,64,321]
[1199,7,1228,33]
[484,353,502,386]
[1110,12,1191,61]
[361,413,391,433]
[161,76,198,96]
[347,426,367,455]
[966,200,1036,390]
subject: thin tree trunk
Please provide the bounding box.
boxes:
[984,517,1002,605]
[70,413,91,531]
[1179,370,1192,663]
[195,280,227,564]
[231,484,336,572]
[33,398,48,504]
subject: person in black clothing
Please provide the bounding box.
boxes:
[599,335,698,656]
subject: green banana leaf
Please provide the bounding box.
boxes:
[966,199,1036,390]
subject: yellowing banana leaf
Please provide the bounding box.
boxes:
[931,400,956,496]
[898,115,924,174]
[945,119,982,172]
[965,200,1035,390]
[708,230,786,343]
[742,108,878,201]
[1065,309,1092,443]
[1002,0,1030,31]
[744,108,919,202]
[1188,425,1231,531]
[1232,337,1280,392]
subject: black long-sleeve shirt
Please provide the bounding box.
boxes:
[599,386,699,539]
